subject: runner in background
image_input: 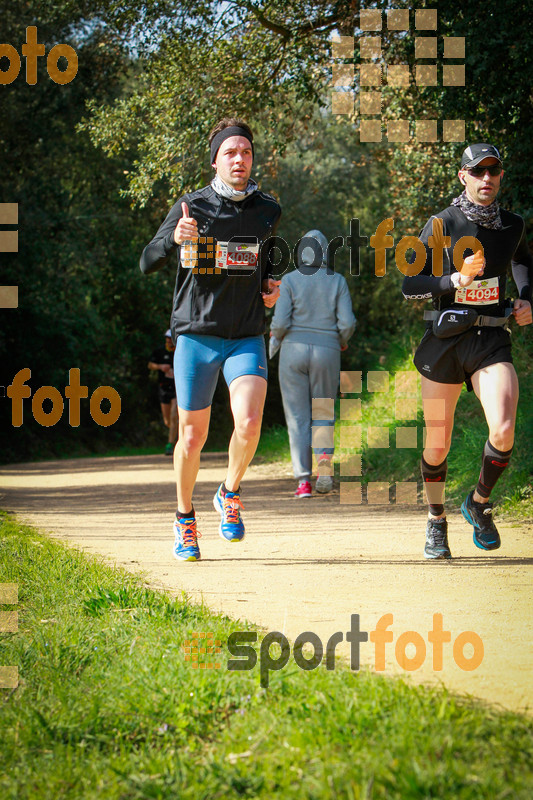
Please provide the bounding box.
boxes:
[402,144,532,559]
[270,229,356,497]
[140,118,281,561]
[148,330,178,456]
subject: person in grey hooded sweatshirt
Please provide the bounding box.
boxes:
[270,230,356,497]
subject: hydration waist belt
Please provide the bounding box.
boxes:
[423,308,512,326]
[423,307,512,339]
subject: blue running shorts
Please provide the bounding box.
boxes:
[174,333,267,411]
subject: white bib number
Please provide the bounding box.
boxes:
[455,276,499,306]
[216,241,259,270]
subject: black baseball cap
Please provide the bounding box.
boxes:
[461,143,503,168]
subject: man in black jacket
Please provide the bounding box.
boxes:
[141,118,281,562]
[402,144,532,559]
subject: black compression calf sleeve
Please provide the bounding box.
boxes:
[421,456,447,516]
[476,440,513,499]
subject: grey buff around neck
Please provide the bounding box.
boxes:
[211,174,258,202]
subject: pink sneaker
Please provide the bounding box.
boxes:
[294,480,312,498]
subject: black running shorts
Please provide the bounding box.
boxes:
[414,326,513,390]
[158,384,176,404]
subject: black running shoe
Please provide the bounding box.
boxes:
[424,518,452,560]
[461,490,501,550]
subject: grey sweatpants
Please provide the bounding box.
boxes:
[279,342,340,480]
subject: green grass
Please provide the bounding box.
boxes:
[1,512,532,799]
[81,443,174,459]
[45,425,292,464]
[254,423,291,463]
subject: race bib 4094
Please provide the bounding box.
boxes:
[455,276,499,306]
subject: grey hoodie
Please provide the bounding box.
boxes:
[270,229,356,352]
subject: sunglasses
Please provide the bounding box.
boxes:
[465,165,502,177]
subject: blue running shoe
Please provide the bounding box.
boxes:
[213,484,245,542]
[173,516,201,561]
[424,517,452,560]
[461,491,500,550]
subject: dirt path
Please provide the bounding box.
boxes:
[1,453,531,712]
